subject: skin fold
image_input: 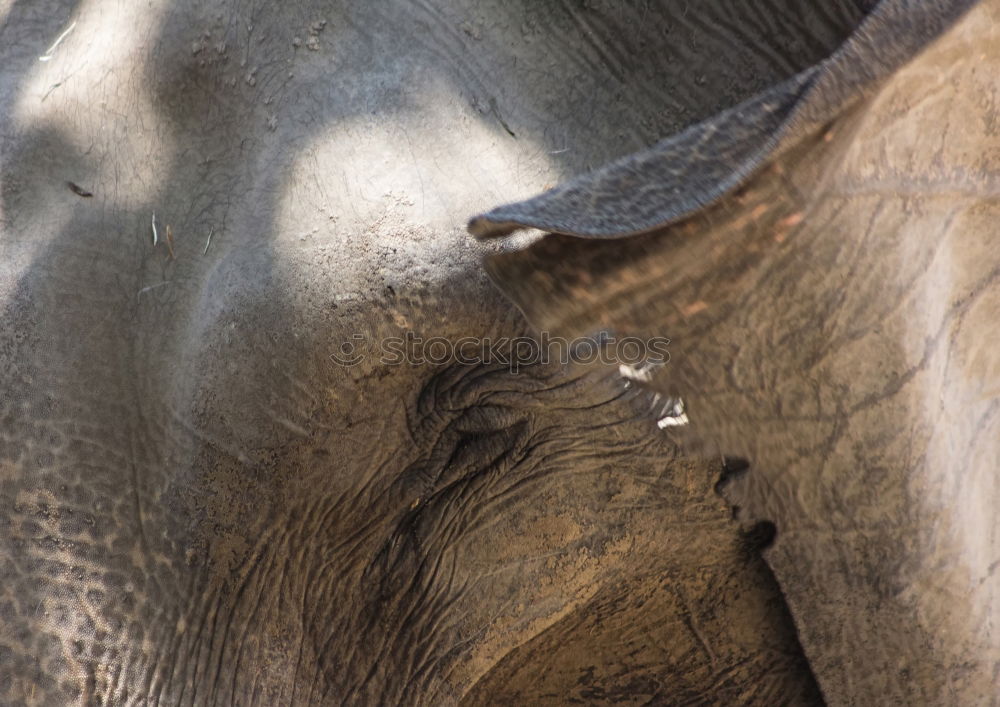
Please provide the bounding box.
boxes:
[1,0,987,704]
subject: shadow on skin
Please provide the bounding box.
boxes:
[0,0,876,702]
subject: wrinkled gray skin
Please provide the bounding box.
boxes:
[476,0,1000,705]
[0,0,984,705]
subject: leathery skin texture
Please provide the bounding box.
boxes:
[479,1,1000,704]
[1,0,984,704]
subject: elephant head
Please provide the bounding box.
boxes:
[1,0,993,704]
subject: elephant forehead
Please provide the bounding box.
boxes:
[267,76,557,293]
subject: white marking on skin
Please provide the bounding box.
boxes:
[658,412,689,428]
[618,363,653,382]
[657,397,689,428]
[619,364,689,427]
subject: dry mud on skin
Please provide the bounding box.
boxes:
[478,1,1000,705]
[0,0,990,705]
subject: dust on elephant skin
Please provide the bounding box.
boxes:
[477,1,1000,704]
[0,0,977,705]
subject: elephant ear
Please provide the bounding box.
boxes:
[469,0,977,333]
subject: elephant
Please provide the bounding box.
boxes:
[0,0,992,705]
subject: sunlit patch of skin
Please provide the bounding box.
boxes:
[273,70,563,297]
[5,0,175,277]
